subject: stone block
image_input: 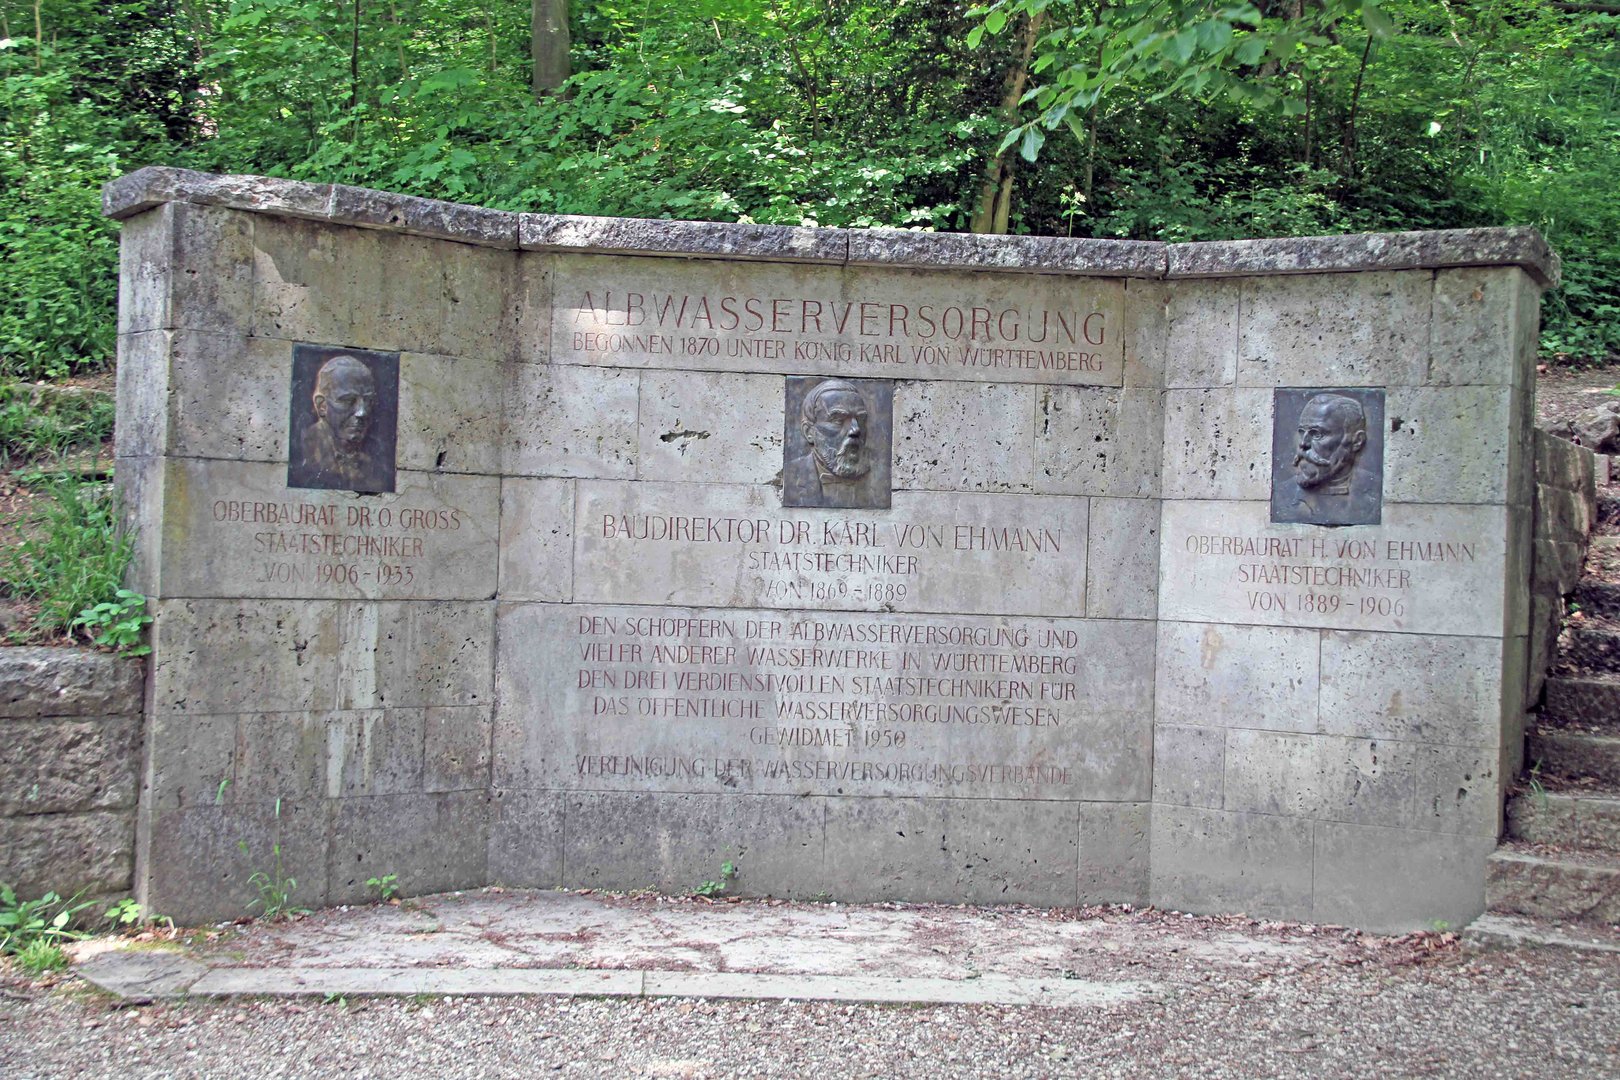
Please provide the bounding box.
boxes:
[394,352,505,475]
[0,647,145,718]
[561,791,826,898]
[497,477,574,601]
[1034,386,1163,498]
[116,454,164,598]
[233,711,330,801]
[115,330,170,458]
[1534,428,1591,492]
[116,207,174,335]
[327,791,489,904]
[1536,482,1594,543]
[1159,501,1512,637]
[637,370,782,485]
[503,362,639,478]
[512,254,552,362]
[253,216,515,363]
[327,182,519,248]
[1077,802,1151,905]
[1151,725,1224,809]
[423,706,493,792]
[485,788,564,885]
[574,483,1088,617]
[1165,280,1239,388]
[337,601,496,710]
[1382,386,1516,504]
[819,797,945,902]
[1534,540,1586,599]
[1121,278,1166,389]
[549,255,1125,386]
[1150,805,1313,921]
[894,381,1036,493]
[0,811,134,898]
[1311,823,1494,932]
[935,798,1081,906]
[150,599,343,714]
[145,713,235,812]
[1318,632,1505,745]
[1166,227,1558,289]
[1429,267,1532,387]
[1155,621,1319,732]
[1159,389,1271,501]
[326,709,426,797]
[104,166,334,223]
[152,459,500,601]
[847,230,1163,277]
[0,717,139,816]
[117,203,255,335]
[1316,735,1417,828]
[140,797,328,924]
[1237,271,1431,388]
[1222,729,1323,818]
[529,214,846,264]
[1084,497,1160,620]
[1412,744,1502,836]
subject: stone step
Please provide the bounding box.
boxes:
[1485,844,1620,924]
[1559,623,1620,675]
[1597,494,1620,532]
[1573,581,1620,622]
[1526,728,1620,787]
[1506,789,1620,852]
[1543,673,1620,727]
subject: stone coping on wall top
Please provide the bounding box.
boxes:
[101,165,1560,287]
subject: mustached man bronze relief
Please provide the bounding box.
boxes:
[287,345,399,494]
[1270,387,1385,526]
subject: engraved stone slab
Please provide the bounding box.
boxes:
[1160,500,1509,637]
[573,481,1087,618]
[494,603,1154,800]
[1270,387,1385,526]
[783,377,893,509]
[153,459,498,600]
[550,255,1124,385]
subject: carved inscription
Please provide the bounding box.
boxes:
[576,482,1086,618]
[160,460,496,600]
[502,604,1155,799]
[552,257,1125,385]
[1161,502,1506,636]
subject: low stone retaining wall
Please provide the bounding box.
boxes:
[1526,432,1597,725]
[0,648,144,898]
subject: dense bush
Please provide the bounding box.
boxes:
[1,0,1616,366]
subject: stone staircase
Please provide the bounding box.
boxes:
[1487,502,1620,925]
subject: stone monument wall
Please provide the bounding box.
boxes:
[104,168,1557,930]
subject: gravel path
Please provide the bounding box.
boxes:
[3,900,1617,1079]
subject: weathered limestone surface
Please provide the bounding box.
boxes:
[104,169,1551,930]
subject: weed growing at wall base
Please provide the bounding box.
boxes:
[0,478,133,641]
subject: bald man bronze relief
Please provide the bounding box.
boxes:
[783,377,894,509]
[287,344,400,493]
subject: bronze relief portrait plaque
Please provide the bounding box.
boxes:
[783,376,894,509]
[1270,387,1385,526]
[286,344,400,494]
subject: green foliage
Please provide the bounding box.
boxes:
[14,938,69,974]
[72,588,152,656]
[237,799,304,919]
[0,479,134,640]
[102,897,145,927]
[694,860,738,897]
[0,883,94,955]
[365,873,400,902]
[0,383,115,468]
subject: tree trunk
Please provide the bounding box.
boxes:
[532,0,571,99]
[970,11,1044,234]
